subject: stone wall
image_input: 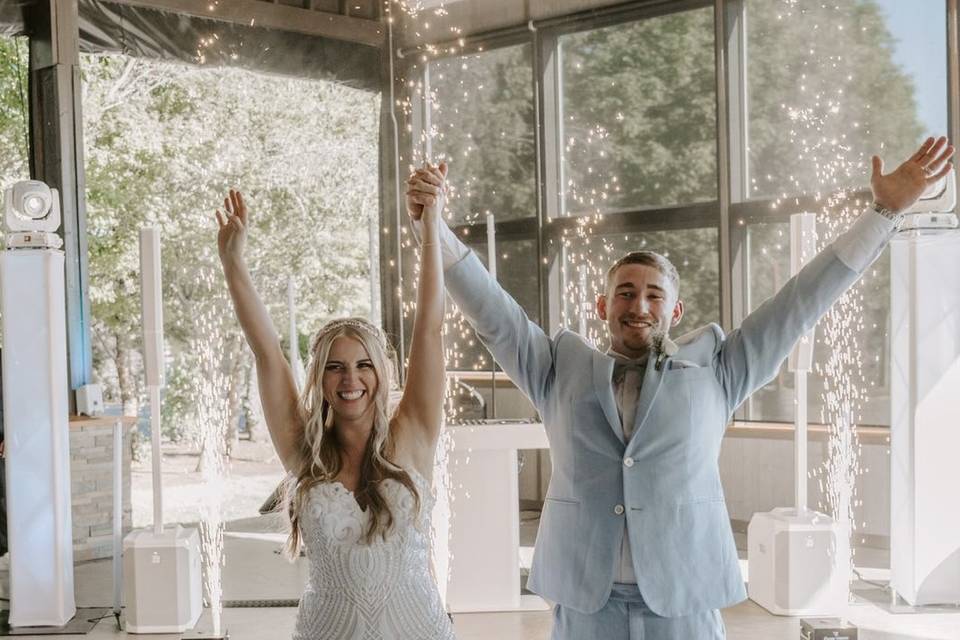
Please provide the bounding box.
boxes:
[69,422,135,562]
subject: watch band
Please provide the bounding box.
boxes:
[871,201,905,229]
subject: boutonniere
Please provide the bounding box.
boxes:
[656,337,678,370]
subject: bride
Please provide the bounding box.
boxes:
[215,162,454,639]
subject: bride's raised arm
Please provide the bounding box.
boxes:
[216,189,302,471]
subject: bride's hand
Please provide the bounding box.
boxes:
[215,189,248,269]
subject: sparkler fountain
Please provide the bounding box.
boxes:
[183,264,232,640]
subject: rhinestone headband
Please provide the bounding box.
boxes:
[312,317,388,352]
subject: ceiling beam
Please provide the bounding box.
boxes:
[103,0,385,47]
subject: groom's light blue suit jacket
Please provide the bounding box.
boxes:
[443,215,893,617]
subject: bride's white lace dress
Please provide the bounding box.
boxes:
[292,469,455,640]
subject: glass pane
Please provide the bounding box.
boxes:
[547,227,719,348]
[401,236,540,375]
[745,0,947,199]
[81,52,381,526]
[741,221,890,426]
[559,7,717,216]
[426,45,536,226]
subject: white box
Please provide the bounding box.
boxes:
[446,422,550,613]
[123,525,203,633]
[748,508,849,616]
[890,232,960,606]
[75,383,104,416]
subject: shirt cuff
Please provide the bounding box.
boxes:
[830,208,897,273]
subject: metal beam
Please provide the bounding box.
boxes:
[714,0,733,332]
[102,0,385,47]
[379,14,404,378]
[27,0,92,405]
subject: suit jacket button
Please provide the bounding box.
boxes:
[613,504,625,515]
[624,457,634,467]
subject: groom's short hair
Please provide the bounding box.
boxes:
[606,251,680,298]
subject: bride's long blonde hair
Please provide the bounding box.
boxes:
[284,317,420,554]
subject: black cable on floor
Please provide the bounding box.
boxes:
[222,599,300,608]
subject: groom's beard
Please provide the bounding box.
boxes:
[649,328,669,354]
[620,323,668,357]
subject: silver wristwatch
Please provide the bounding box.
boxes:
[871,201,905,230]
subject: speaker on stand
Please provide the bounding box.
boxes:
[122,227,202,633]
[747,212,850,616]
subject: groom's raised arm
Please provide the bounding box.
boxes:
[406,164,556,409]
[716,136,954,415]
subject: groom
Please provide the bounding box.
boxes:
[406,136,953,638]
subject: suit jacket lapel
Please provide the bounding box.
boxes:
[592,350,625,446]
[630,354,666,440]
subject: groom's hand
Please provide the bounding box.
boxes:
[871,136,954,213]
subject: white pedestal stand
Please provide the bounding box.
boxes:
[0,249,76,627]
[889,231,960,606]
[446,422,549,612]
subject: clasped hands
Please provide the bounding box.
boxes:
[406,162,448,229]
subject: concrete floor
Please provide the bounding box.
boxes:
[4,586,960,639]
[3,527,959,639]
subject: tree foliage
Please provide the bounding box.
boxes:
[79,53,379,452]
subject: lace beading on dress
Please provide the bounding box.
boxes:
[292,470,455,640]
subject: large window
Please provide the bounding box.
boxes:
[405,6,722,378]
[736,0,947,426]
[406,6,722,379]
[559,7,717,216]
[400,0,953,429]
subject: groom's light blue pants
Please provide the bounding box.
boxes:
[551,584,725,640]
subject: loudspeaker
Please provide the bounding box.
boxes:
[123,525,202,633]
[748,508,849,616]
[788,213,817,372]
[139,227,164,388]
